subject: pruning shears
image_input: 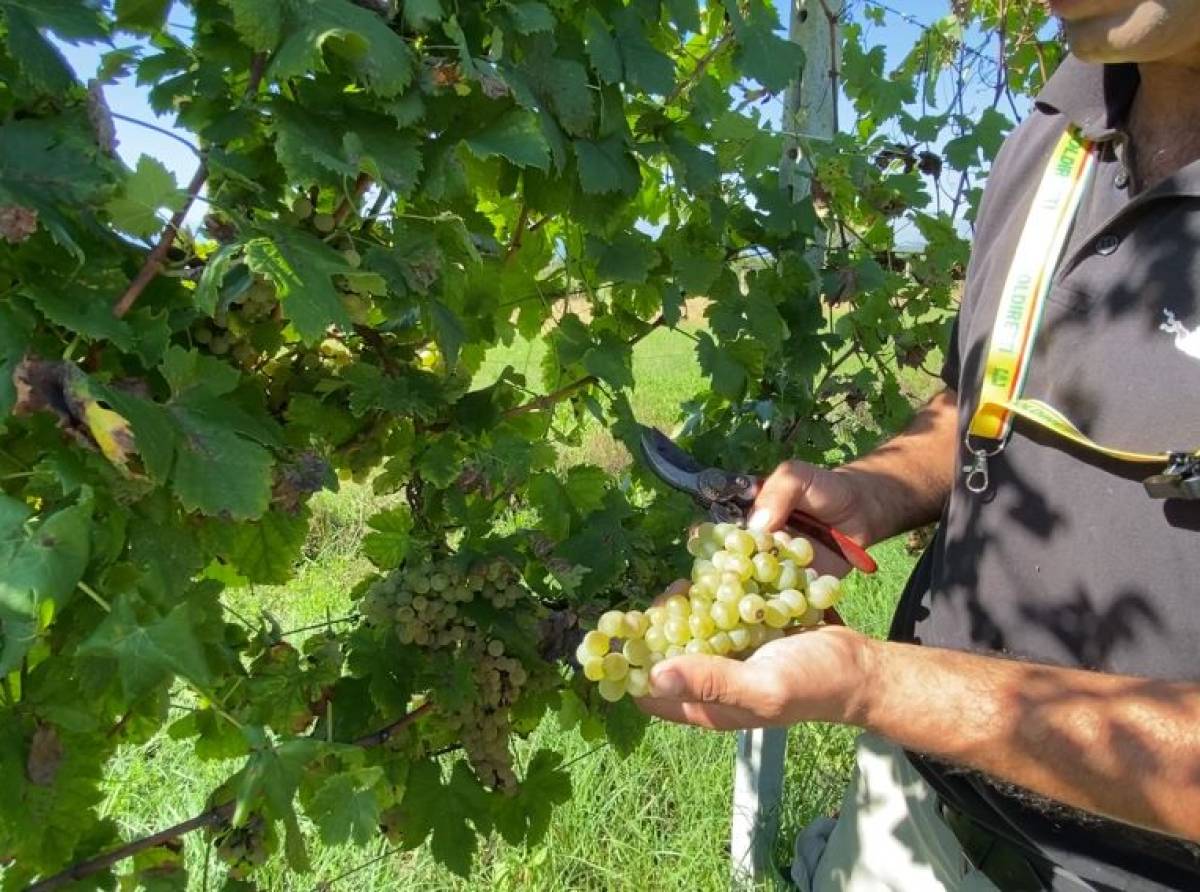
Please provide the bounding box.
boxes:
[638,426,879,575]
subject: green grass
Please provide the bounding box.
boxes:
[95,325,928,890]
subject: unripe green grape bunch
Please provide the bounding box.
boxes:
[358,557,530,790]
[576,523,846,702]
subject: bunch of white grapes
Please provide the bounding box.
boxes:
[358,557,530,790]
[444,636,528,792]
[577,523,845,702]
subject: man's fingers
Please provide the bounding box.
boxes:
[647,655,782,715]
[748,460,817,532]
[635,697,761,730]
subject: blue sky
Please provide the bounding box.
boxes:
[56,1,1017,228]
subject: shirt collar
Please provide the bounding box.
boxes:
[1034,55,1140,141]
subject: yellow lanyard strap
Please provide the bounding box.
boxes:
[968,127,1097,444]
[962,127,1200,499]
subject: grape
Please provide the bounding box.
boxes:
[715,580,743,603]
[312,212,336,233]
[738,594,767,624]
[646,606,666,627]
[644,626,668,653]
[777,560,801,591]
[694,521,717,543]
[725,529,756,557]
[807,575,842,610]
[728,627,752,652]
[785,536,815,567]
[685,638,714,655]
[778,588,808,616]
[710,550,731,571]
[665,645,686,659]
[623,638,651,667]
[710,601,739,631]
[601,652,629,681]
[686,536,709,558]
[763,599,791,629]
[727,553,754,581]
[691,559,716,582]
[626,667,650,698]
[598,678,627,702]
[752,552,780,584]
[663,618,690,646]
[713,522,738,542]
[582,657,605,681]
[688,611,716,639]
[709,631,734,655]
[598,610,626,637]
[664,594,690,618]
[486,639,505,657]
[581,631,611,657]
[623,610,649,638]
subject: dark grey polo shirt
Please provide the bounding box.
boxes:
[893,57,1200,890]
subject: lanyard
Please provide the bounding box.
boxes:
[963,127,1200,499]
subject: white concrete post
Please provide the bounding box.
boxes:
[729,2,842,887]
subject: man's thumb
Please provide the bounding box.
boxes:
[648,656,752,705]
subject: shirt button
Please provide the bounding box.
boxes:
[1095,234,1121,255]
[1115,168,1130,189]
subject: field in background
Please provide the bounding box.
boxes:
[100,327,923,890]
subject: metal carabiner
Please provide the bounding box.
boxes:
[963,449,990,494]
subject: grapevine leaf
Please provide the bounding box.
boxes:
[697,332,747,400]
[2,7,76,94]
[114,0,170,32]
[465,110,551,172]
[507,2,554,34]
[583,9,622,84]
[161,346,241,398]
[308,768,384,847]
[397,760,492,877]
[527,473,570,540]
[170,407,274,519]
[106,155,183,239]
[613,8,674,96]
[417,435,465,488]
[521,49,594,137]
[734,22,805,93]
[494,749,570,846]
[402,0,443,30]
[270,0,415,97]
[582,331,633,389]
[664,0,701,33]
[77,595,214,700]
[232,728,323,827]
[362,506,412,569]
[592,233,659,284]
[194,243,239,315]
[225,0,282,51]
[564,466,608,516]
[0,491,92,675]
[204,510,309,585]
[604,695,649,757]
[245,226,353,344]
[574,136,639,195]
[430,299,466,369]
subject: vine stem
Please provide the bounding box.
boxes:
[25,703,434,892]
[111,53,268,319]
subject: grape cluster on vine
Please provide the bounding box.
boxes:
[577,523,846,702]
[359,557,533,791]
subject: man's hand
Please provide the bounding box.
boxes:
[637,625,874,730]
[749,462,873,576]
[749,390,961,565]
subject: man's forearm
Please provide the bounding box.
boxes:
[835,388,959,545]
[855,639,1200,841]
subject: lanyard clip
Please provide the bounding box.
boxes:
[1143,453,1200,501]
[963,449,991,494]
